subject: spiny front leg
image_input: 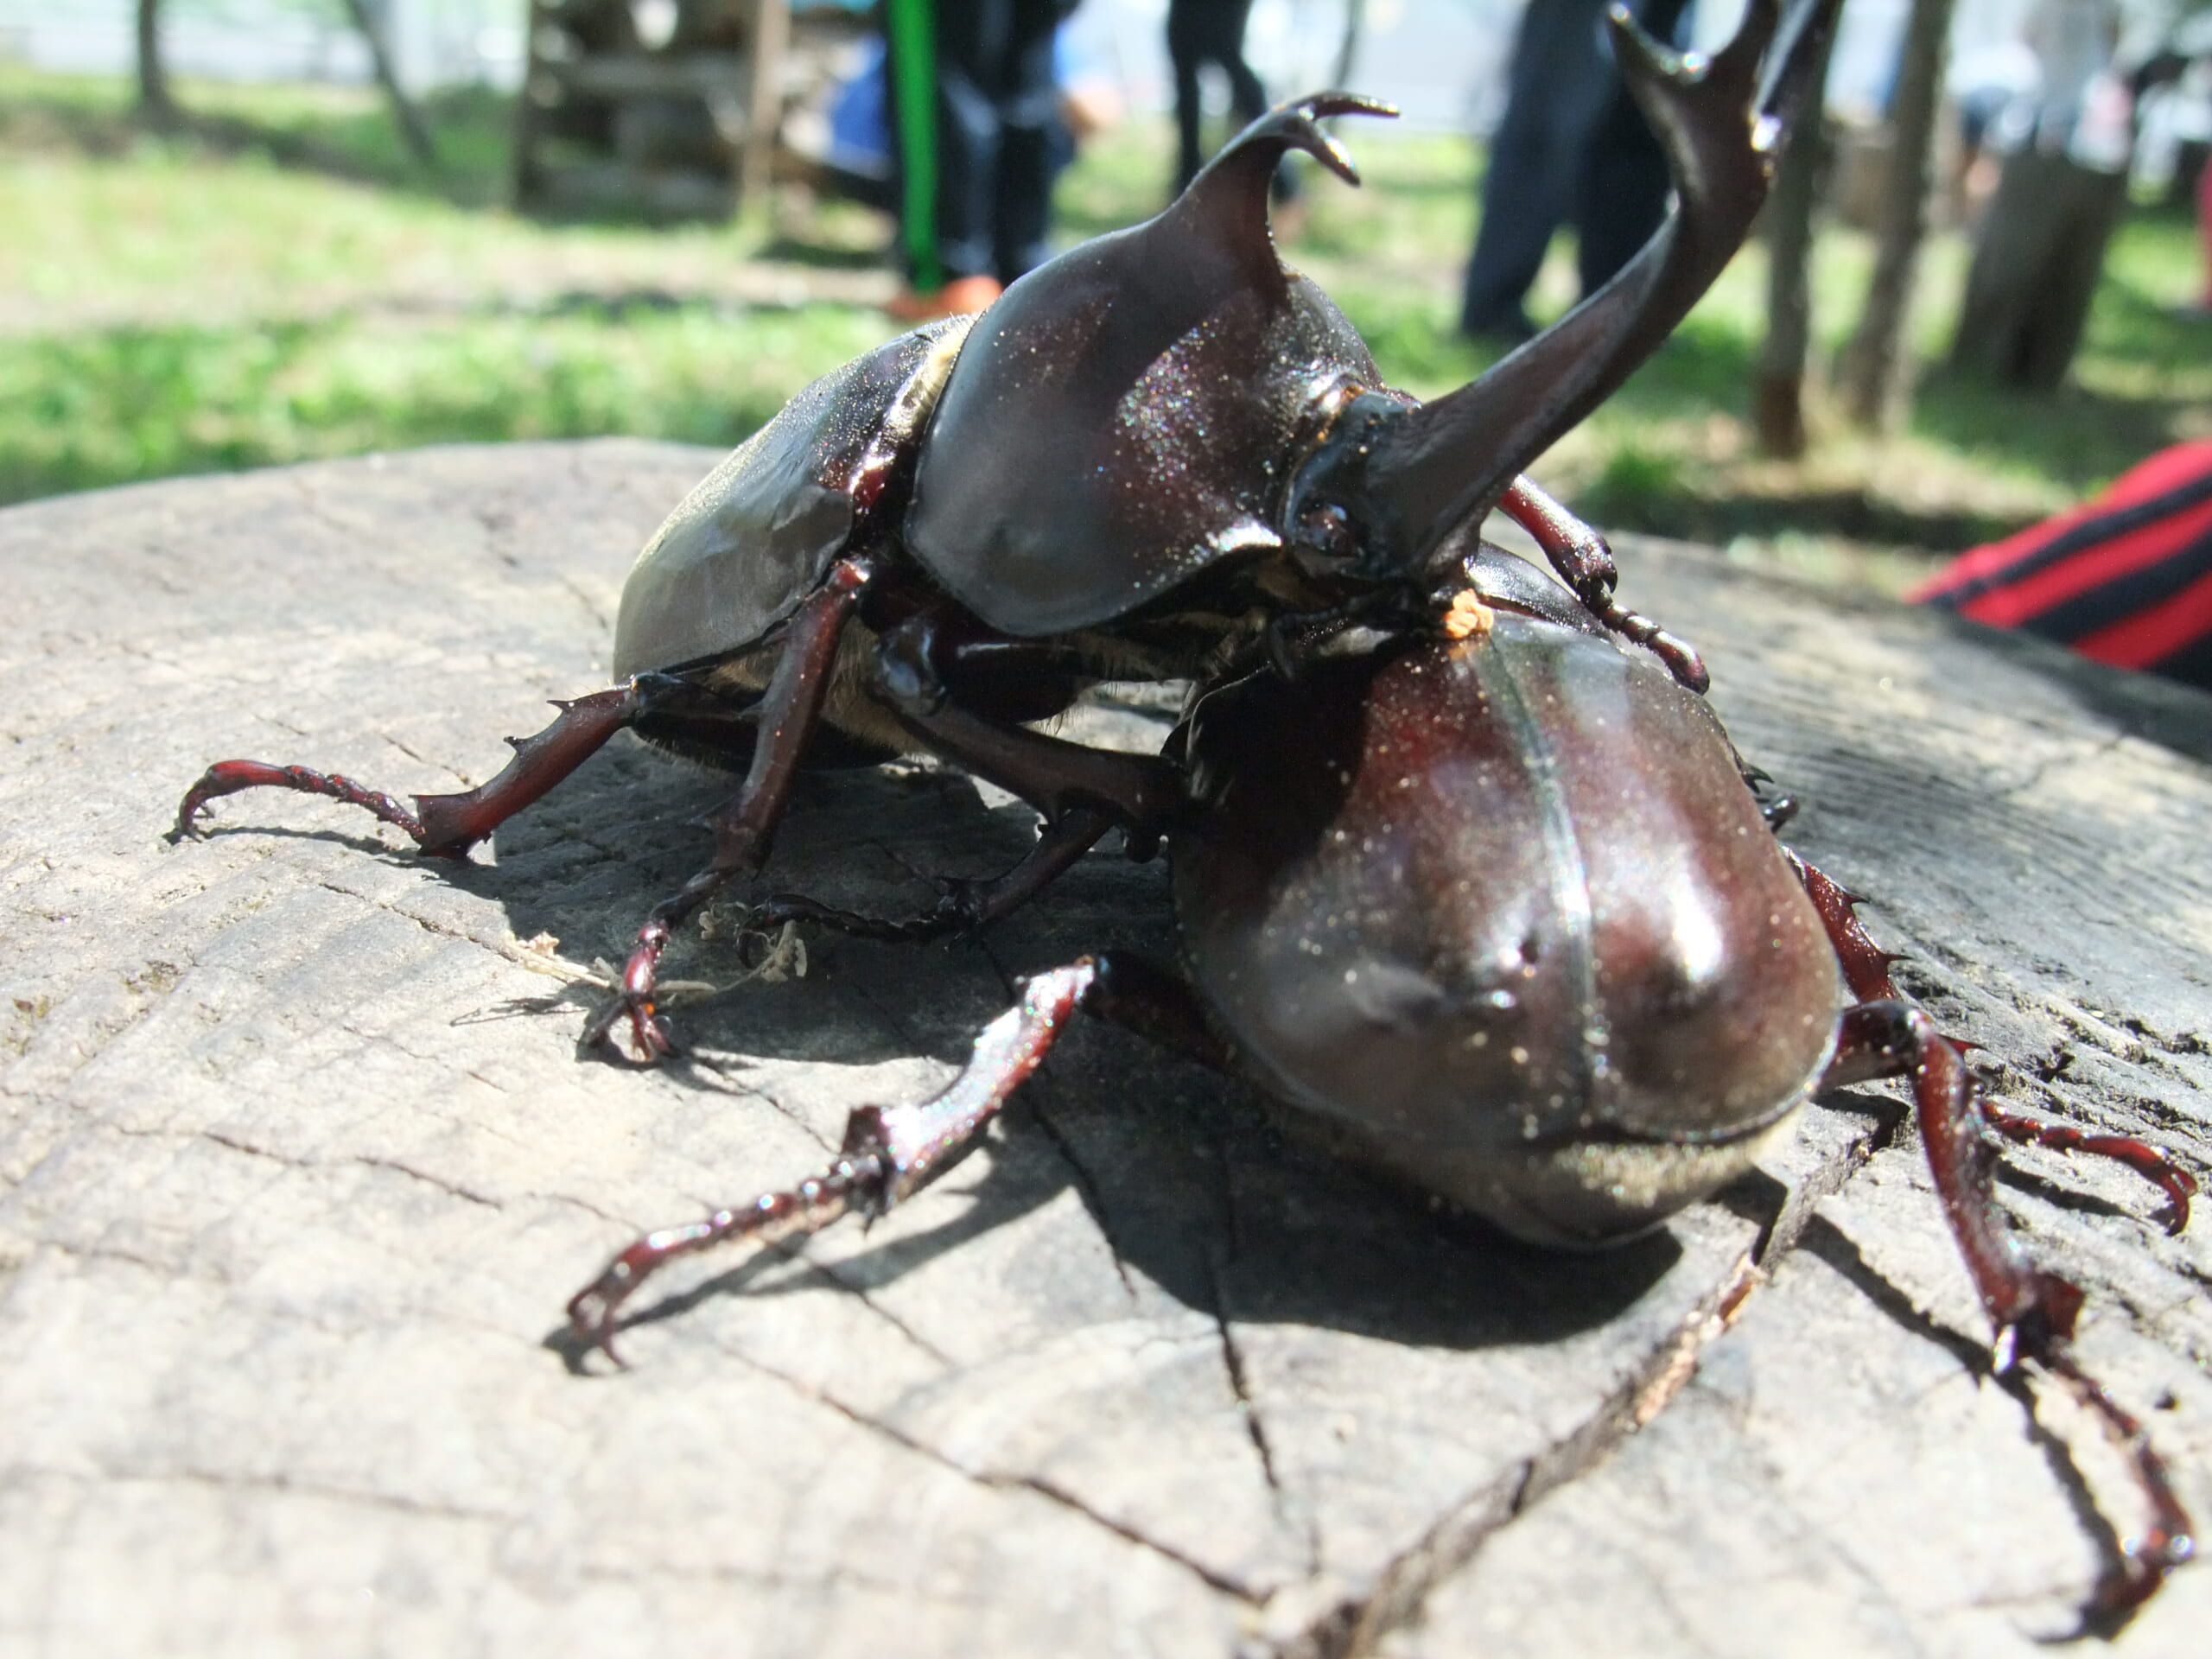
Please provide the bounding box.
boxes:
[1497,475,1709,692]
[585,559,872,1059]
[567,959,1103,1363]
[1792,850,2194,1230]
[171,672,753,860]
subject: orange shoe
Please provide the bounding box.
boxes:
[885,274,1003,322]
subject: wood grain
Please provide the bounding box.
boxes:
[0,441,2204,1656]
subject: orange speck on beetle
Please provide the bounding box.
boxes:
[1442,590,1496,641]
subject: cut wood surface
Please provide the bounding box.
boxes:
[1,440,2207,1657]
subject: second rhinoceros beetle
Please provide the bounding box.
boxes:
[562,563,2197,1618]
[168,0,2196,1617]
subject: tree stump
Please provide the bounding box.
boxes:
[1,442,2207,1656]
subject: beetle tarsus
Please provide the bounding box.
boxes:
[1976,1103,2196,1233]
[568,965,1102,1354]
[172,759,433,848]
[582,986,675,1063]
[171,682,652,857]
[1591,594,1711,692]
[2043,1348,2197,1625]
[1495,475,1711,690]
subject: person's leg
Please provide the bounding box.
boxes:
[885,0,1006,312]
[1569,0,1689,299]
[1573,86,1673,297]
[1461,116,1567,338]
[988,0,1063,283]
[1207,0,1294,202]
[1215,0,1265,128]
[1166,0,1207,195]
[1460,0,1605,338]
[928,0,1003,283]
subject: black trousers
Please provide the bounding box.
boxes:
[1459,0,1686,335]
[884,0,1065,288]
[1166,0,1269,197]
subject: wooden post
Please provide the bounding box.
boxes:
[1837,0,1955,430]
[741,0,791,207]
[1753,22,1839,459]
[340,0,440,170]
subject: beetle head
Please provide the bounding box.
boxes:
[897,92,1402,639]
[1280,0,1840,590]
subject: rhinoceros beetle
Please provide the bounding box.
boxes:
[168,0,2196,1617]
[177,0,1829,1057]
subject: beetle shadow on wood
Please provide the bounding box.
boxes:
[505,742,1684,1363]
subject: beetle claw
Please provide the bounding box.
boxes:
[583,988,676,1063]
[564,1281,634,1370]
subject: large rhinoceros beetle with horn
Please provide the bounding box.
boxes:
[178,0,1825,1056]
[171,0,2197,1616]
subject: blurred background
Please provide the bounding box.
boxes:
[3,0,2208,601]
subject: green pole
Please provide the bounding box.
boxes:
[884,0,943,291]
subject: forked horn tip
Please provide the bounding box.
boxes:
[1274,92,1400,187]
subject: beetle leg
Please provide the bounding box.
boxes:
[587,560,874,1059]
[871,615,1185,848]
[172,674,756,859]
[565,953,1223,1360]
[174,683,640,857]
[1822,1001,2195,1623]
[1497,476,1710,692]
[1500,476,1618,605]
[737,806,1113,946]
[1736,761,1801,832]
[1969,1102,2196,1235]
[1791,851,2195,1230]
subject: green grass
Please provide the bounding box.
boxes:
[0,306,888,502]
[0,63,892,499]
[4,60,2209,597]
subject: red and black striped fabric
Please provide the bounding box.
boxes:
[1911,441,2212,690]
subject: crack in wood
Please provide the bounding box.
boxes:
[1265,1255,1800,1659]
[11,1461,518,1527]
[1026,1093,1136,1300]
[722,1346,1267,1605]
[782,1249,957,1370]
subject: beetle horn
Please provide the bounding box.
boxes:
[1338,0,1840,568]
[1160,92,1398,287]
